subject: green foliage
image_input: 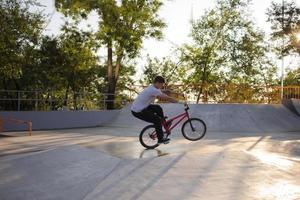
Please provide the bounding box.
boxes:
[0,2,104,110]
[55,0,165,109]
[267,0,300,56]
[284,67,300,85]
[59,23,99,92]
[140,55,184,85]
[1,0,294,109]
[0,0,44,80]
[177,0,277,102]
[56,0,165,57]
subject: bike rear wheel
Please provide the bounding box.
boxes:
[139,125,159,149]
[181,118,206,141]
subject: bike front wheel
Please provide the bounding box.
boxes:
[139,125,159,149]
[181,118,206,141]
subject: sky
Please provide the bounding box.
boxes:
[39,0,299,78]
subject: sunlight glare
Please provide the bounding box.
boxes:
[245,150,294,171]
[297,33,300,41]
[259,181,300,200]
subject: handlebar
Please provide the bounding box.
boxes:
[184,102,189,111]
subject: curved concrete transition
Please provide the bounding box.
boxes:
[105,103,300,134]
[292,99,300,115]
[282,98,300,116]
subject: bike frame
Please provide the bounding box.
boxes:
[162,110,189,133]
[149,105,191,138]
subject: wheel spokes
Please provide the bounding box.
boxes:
[142,128,157,147]
[185,121,205,139]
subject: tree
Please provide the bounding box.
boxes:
[0,0,44,88]
[58,23,99,109]
[180,0,276,103]
[55,0,166,109]
[267,0,300,56]
[284,67,300,85]
[140,55,184,85]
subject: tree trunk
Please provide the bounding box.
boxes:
[196,85,203,104]
[2,79,10,110]
[73,92,78,110]
[64,85,69,107]
[114,54,123,82]
[106,45,123,110]
[106,43,114,110]
[13,79,21,110]
[2,79,7,90]
[196,64,208,104]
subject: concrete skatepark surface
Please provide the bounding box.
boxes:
[1,103,300,200]
[106,103,300,133]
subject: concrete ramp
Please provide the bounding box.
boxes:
[282,98,300,116]
[292,99,300,115]
[105,103,300,133]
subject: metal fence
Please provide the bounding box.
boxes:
[0,90,130,111]
[1,85,299,111]
[282,86,300,99]
[129,84,300,104]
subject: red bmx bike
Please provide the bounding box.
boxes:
[139,103,206,149]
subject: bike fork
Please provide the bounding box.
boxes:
[187,114,195,132]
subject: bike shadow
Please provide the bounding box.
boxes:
[139,148,169,159]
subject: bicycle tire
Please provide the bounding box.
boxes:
[139,125,159,149]
[181,118,206,141]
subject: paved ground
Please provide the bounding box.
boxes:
[1,104,300,200]
[0,127,300,200]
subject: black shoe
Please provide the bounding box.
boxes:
[158,138,170,144]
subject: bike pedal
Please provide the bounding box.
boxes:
[163,138,171,144]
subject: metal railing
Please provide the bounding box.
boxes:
[0,116,32,135]
[0,90,130,111]
[1,85,299,111]
[129,84,300,104]
[282,86,300,99]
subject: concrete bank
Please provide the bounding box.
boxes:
[0,110,119,131]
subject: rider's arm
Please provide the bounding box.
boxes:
[158,93,178,103]
[161,89,184,99]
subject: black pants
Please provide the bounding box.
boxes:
[131,104,164,141]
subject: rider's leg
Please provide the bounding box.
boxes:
[147,104,171,128]
[147,104,164,119]
[131,109,164,142]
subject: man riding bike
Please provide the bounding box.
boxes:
[131,76,178,144]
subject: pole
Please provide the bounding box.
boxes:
[280,0,285,99]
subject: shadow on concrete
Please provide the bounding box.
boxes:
[0,134,15,138]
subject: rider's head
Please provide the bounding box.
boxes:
[153,76,165,89]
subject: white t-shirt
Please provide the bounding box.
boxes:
[131,85,162,112]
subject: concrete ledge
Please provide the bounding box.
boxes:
[0,110,120,131]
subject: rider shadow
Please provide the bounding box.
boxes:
[139,148,169,159]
